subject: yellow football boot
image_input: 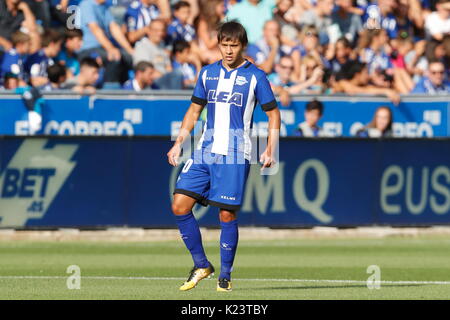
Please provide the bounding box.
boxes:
[179,264,215,291]
[217,278,232,292]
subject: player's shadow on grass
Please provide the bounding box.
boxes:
[241,284,426,291]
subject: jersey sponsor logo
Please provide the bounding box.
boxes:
[235,76,248,86]
[0,139,78,227]
[206,77,219,81]
[207,90,243,107]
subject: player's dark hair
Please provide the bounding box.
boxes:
[41,29,64,47]
[305,99,324,116]
[172,40,191,55]
[134,61,154,73]
[47,63,66,83]
[173,0,190,11]
[80,57,100,69]
[217,21,248,47]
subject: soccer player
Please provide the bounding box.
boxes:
[167,21,281,292]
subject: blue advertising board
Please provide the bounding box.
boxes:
[0,137,448,228]
[1,94,449,137]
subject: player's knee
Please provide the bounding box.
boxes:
[219,210,237,222]
[171,202,191,216]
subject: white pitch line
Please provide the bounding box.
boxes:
[0,276,450,285]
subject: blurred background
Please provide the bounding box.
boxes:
[0,0,449,229]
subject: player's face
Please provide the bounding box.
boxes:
[219,38,244,68]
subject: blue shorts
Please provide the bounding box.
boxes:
[174,149,251,211]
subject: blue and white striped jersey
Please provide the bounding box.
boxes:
[124,0,160,32]
[191,60,277,160]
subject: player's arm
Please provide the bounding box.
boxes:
[261,107,281,168]
[167,102,204,166]
[168,68,207,166]
[255,73,281,168]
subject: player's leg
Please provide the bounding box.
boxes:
[217,208,238,292]
[172,155,214,291]
[208,153,250,292]
[171,193,211,270]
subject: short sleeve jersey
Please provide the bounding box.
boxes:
[191,60,277,160]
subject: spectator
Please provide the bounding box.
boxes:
[293,99,325,137]
[226,0,275,45]
[122,60,159,90]
[0,0,39,51]
[328,37,355,74]
[171,40,198,88]
[24,0,52,28]
[411,59,450,93]
[291,26,327,81]
[133,19,184,89]
[0,31,31,86]
[124,0,168,44]
[394,0,425,39]
[267,55,295,106]
[41,62,67,91]
[167,1,196,44]
[62,57,99,94]
[356,106,394,137]
[331,0,363,43]
[133,19,171,75]
[196,0,225,64]
[78,0,135,86]
[363,0,399,39]
[333,61,401,104]
[273,0,298,44]
[298,0,334,44]
[268,55,295,88]
[55,29,83,78]
[296,54,325,94]
[1,72,20,90]
[24,28,64,87]
[358,28,392,76]
[425,0,450,41]
[246,20,283,74]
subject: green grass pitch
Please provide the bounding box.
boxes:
[1,237,450,300]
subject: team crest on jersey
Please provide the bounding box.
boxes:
[207,90,243,107]
[235,76,248,86]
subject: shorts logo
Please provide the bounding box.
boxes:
[220,195,236,201]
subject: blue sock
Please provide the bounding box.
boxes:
[175,212,209,268]
[219,219,239,280]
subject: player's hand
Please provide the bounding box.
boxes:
[167,144,182,166]
[260,150,275,169]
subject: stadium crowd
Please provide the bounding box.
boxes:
[0,0,449,100]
